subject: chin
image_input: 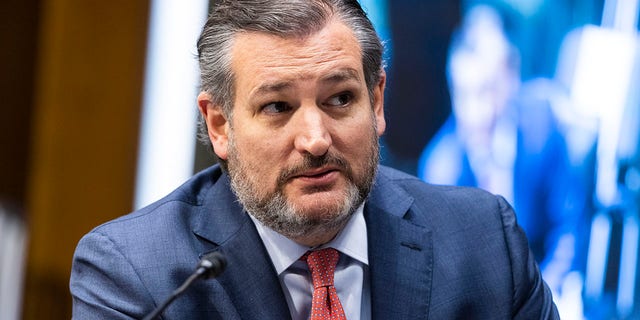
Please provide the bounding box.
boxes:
[296,190,343,207]
[295,202,342,218]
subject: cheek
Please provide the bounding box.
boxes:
[232,133,286,180]
[336,119,377,155]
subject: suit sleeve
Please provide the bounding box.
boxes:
[70,231,155,319]
[497,196,561,319]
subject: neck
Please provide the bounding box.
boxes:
[291,222,346,248]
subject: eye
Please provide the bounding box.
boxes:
[261,101,291,114]
[324,92,353,107]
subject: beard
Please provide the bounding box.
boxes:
[225,124,380,241]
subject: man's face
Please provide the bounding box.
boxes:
[199,19,386,243]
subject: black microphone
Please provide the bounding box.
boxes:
[142,251,226,320]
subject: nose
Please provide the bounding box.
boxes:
[293,105,332,157]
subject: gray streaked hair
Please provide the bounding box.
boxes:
[196,0,384,147]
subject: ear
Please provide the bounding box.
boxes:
[197,91,230,160]
[372,70,386,136]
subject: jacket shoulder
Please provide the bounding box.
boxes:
[98,165,223,227]
[376,165,498,212]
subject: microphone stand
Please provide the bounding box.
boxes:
[142,252,226,320]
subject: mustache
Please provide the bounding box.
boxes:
[277,152,352,187]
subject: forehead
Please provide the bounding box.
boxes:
[230,19,364,89]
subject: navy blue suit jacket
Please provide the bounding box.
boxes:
[70,165,559,319]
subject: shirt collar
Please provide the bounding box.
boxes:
[249,202,369,275]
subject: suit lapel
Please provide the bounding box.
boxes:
[191,173,291,320]
[366,171,433,320]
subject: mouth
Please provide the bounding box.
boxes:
[296,168,338,177]
[277,153,350,190]
[288,166,341,186]
[294,167,338,178]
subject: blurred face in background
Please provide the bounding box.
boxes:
[449,5,519,144]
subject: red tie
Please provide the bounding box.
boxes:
[302,248,347,320]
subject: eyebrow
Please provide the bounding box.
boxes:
[320,68,361,84]
[253,81,293,96]
[252,68,362,97]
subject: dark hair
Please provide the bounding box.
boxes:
[196,0,384,148]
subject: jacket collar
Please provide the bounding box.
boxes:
[365,168,433,320]
[192,171,292,319]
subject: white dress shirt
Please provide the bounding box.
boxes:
[249,203,370,320]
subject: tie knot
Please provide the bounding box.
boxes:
[302,248,340,289]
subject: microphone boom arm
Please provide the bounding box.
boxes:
[142,252,226,320]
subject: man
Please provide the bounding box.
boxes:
[70,0,559,319]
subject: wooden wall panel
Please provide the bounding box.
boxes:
[0,0,39,210]
[23,1,150,318]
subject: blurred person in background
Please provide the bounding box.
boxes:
[418,4,590,301]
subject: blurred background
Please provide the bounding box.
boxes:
[0,0,638,319]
